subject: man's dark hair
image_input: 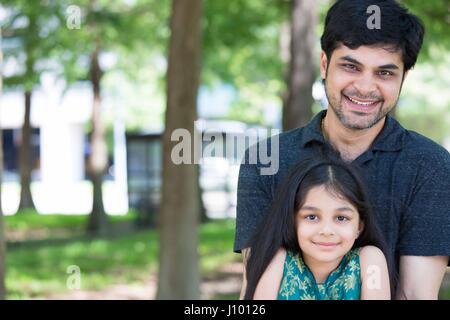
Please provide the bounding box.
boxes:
[320,0,425,71]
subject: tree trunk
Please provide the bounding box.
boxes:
[282,0,317,131]
[197,165,208,224]
[0,28,7,299]
[86,42,109,235]
[18,90,36,211]
[156,0,202,299]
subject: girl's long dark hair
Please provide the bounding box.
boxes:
[243,153,397,299]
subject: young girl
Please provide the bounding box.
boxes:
[242,155,396,300]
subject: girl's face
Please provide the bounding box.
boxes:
[296,185,364,267]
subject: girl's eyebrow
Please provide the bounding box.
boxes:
[300,205,320,211]
[336,207,356,214]
[300,205,356,213]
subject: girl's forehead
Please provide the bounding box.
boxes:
[301,185,357,212]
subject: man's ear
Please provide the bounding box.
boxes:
[320,51,328,80]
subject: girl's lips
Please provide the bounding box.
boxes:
[313,242,338,247]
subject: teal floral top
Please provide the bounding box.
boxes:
[278,248,361,300]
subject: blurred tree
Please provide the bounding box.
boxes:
[157,0,202,299]
[202,0,288,126]
[52,0,165,234]
[403,0,450,60]
[1,1,60,211]
[0,26,6,300]
[283,0,318,130]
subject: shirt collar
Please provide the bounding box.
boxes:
[299,109,405,152]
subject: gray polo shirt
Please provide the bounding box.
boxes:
[234,110,450,267]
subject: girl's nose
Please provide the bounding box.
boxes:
[319,224,335,236]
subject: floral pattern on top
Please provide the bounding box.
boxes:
[278,248,361,300]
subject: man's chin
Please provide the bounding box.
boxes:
[339,112,382,130]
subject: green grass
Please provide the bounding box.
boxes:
[5,209,137,232]
[439,287,450,300]
[5,218,237,299]
[214,292,240,300]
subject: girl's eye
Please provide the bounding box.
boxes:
[336,216,349,222]
[306,214,317,221]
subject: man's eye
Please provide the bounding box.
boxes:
[378,70,393,76]
[343,64,357,70]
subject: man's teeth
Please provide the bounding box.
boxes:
[347,96,378,106]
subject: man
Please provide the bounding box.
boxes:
[235,0,450,299]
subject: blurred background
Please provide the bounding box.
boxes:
[0,0,448,299]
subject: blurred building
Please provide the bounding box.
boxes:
[0,76,130,214]
[125,119,272,220]
[0,77,91,184]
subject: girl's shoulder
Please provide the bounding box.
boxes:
[275,247,287,262]
[357,246,391,299]
[358,245,387,263]
[357,246,389,279]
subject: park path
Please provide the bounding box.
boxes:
[49,262,243,300]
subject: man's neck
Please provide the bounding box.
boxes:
[322,110,386,162]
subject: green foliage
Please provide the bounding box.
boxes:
[403,0,450,62]
[203,0,288,85]
[201,0,289,124]
[1,0,63,91]
[50,0,168,84]
[398,55,450,143]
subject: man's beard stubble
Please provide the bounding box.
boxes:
[323,78,399,130]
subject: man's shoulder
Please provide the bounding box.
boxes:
[243,125,307,163]
[402,130,450,163]
[251,126,305,148]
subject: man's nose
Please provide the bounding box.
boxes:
[353,73,377,97]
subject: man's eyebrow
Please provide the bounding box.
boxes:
[339,55,399,70]
[339,56,362,66]
[377,63,399,70]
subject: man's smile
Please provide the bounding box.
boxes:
[342,93,382,113]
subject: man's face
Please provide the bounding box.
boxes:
[321,45,407,130]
